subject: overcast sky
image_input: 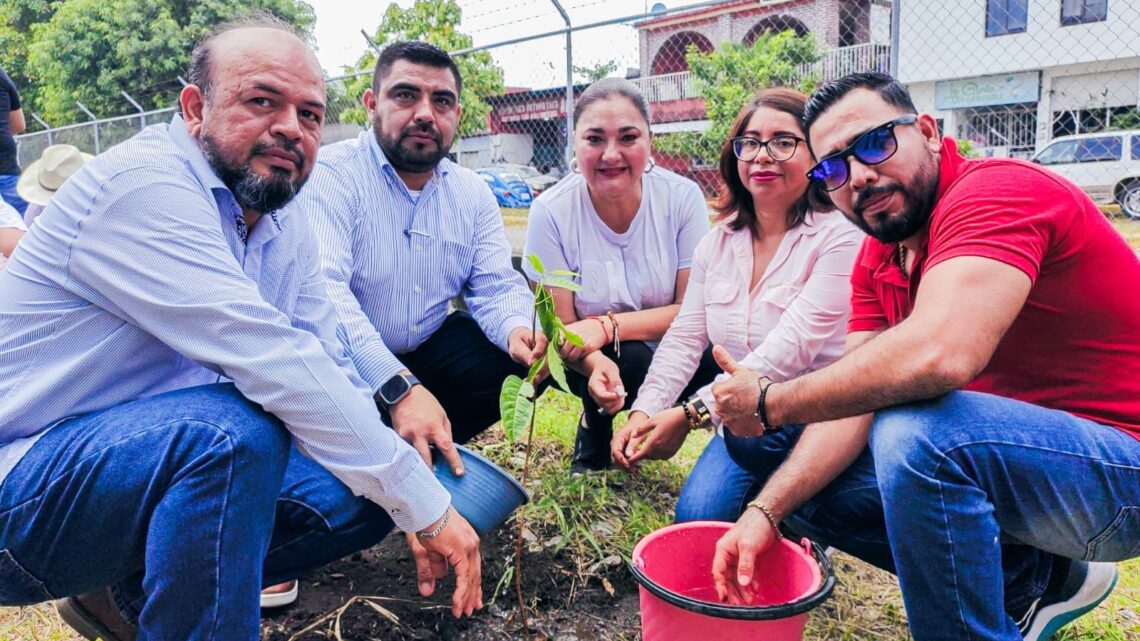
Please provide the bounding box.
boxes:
[306,0,706,87]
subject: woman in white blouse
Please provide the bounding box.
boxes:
[611,88,862,522]
[523,78,715,472]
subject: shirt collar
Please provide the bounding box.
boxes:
[364,128,449,188]
[167,113,287,235]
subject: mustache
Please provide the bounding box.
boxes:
[250,139,304,168]
[401,122,441,142]
[853,184,901,217]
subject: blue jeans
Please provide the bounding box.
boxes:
[0,174,27,216]
[0,384,394,640]
[727,391,1140,641]
[674,433,759,522]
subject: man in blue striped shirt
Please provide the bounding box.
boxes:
[296,42,544,477]
[0,18,481,640]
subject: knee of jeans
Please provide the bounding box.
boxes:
[869,400,949,486]
[173,385,290,473]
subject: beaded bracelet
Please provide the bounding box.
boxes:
[746,499,783,540]
[679,400,700,430]
[754,376,781,434]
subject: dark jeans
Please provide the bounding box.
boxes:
[565,342,721,469]
[0,174,26,216]
[725,391,1140,641]
[383,311,527,444]
[0,384,393,640]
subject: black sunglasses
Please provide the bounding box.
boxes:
[806,114,918,192]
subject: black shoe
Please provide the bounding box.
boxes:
[570,411,611,473]
[1014,560,1118,641]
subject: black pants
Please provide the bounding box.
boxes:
[380,312,527,444]
[564,342,721,469]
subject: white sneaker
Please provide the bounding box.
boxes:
[259,580,299,609]
[1016,561,1118,641]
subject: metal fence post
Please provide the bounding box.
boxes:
[121,91,147,128]
[549,0,574,171]
[75,101,100,155]
[30,113,52,145]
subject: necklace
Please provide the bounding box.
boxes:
[897,244,909,279]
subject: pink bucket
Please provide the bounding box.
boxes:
[630,521,835,641]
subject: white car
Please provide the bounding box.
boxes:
[1031,130,1140,219]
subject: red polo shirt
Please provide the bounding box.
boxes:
[849,138,1140,440]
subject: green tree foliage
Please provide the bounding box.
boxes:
[338,0,504,137]
[574,60,619,83]
[654,30,822,167]
[4,0,314,125]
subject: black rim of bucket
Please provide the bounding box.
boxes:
[628,539,837,621]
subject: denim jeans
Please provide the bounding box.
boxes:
[727,390,1140,641]
[674,432,760,523]
[0,384,394,640]
[0,174,27,216]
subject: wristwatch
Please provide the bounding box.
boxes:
[378,372,421,407]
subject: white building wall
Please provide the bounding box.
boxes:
[897,0,1140,83]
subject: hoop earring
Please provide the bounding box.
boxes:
[570,157,581,173]
[644,157,656,174]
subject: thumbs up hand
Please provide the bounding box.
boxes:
[710,346,766,436]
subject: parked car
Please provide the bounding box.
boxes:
[477,168,534,208]
[492,163,560,195]
[1031,130,1140,218]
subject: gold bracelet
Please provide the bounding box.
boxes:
[686,394,712,431]
[746,499,783,540]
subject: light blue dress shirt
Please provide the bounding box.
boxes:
[294,130,533,391]
[0,116,449,533]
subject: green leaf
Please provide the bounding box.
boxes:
[527,254,546,276]
[562,326,585,347]
[545,341,569,392]
[499,375,534,441]
[549,269,579,277]
[536,290,559,341]
[543,276,582,293]
[527,354,545,382]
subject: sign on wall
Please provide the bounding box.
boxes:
[935,71,1041,109]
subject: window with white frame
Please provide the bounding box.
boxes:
[986,0,1029,36]
[1061,0,1108,26]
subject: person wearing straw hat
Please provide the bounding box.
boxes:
[17,144,93,226]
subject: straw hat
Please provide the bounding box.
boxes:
[17,144,94,206]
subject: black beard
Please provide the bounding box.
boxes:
[374,118,451,174]
[849,161,940,244]
[200,133,307,214]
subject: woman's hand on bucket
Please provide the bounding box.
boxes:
[712,508,780,605]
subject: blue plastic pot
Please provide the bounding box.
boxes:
[432,444,529,534]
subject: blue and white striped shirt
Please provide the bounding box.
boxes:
[294,130,533,391]
[0,116,450,533]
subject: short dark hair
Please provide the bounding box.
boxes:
[573,78,651,131]
[714,87,825,233]
[372,41,463,97]
[803,72,917,143]
[187,12,303,102]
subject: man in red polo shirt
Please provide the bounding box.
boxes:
[705,73,1140,641]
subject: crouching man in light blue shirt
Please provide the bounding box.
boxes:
[0,17,481,641]
[293,42,545,482]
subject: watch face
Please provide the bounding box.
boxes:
[380,375,412,404]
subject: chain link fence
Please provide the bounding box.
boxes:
[16,0,1140,236]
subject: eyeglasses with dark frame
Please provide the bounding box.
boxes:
[805,114,918,192]
[731,135,806,163]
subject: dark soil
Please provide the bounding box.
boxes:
[261,524,642,641]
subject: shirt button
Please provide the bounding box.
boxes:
[415,244,423,251]
[414,285,422,294]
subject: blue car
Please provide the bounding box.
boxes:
[477,168,534,208]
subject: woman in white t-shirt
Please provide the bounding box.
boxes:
[523,78,715,472]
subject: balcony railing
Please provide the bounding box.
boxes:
[635,43,892,105]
